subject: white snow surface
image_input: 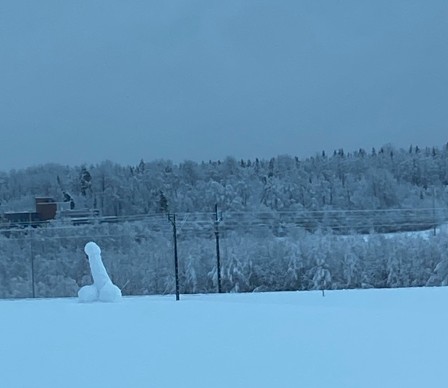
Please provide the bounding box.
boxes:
[1,287,447,388]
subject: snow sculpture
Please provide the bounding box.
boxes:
[78,241,122,303]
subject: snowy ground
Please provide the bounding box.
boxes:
[0,287,446,388]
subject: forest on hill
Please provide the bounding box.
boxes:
[1,143,448,220]
[1,144,448,298]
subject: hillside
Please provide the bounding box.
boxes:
[2,144,448,298]
[1,144,448,221]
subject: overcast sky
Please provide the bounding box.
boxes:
[1,1,447,171]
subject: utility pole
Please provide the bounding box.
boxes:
[214,204,222,293]
[432,187,437,236]
[168,214,180,301]
[30,231,36,298]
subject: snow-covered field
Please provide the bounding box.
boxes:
[1,287,446,388]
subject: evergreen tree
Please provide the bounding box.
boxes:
[79,167,92,197]
[159,191,169,214]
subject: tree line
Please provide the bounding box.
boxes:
[0,220,447,298]
[1,143,448,222]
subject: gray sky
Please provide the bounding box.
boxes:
[1,0,447,171]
